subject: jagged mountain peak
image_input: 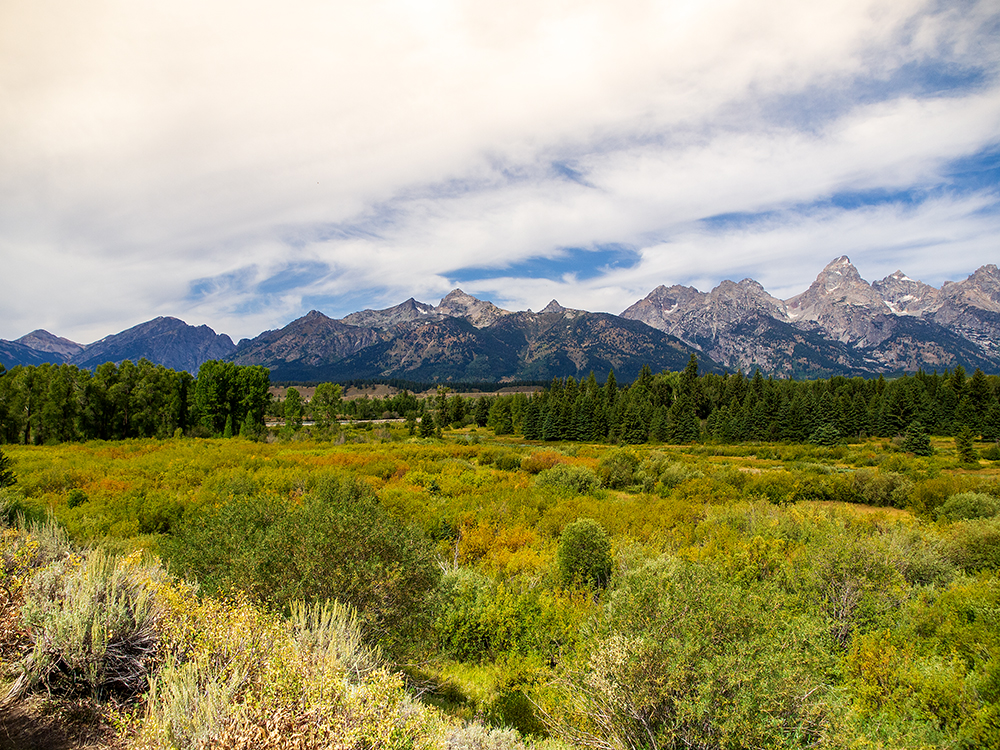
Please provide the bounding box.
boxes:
[872,270,939,316]
[439,289,477,305]
[940,264,1000,313]
[785,256,883,322]
[340,298,437,329]
[539,300,566,314]
[436,289,511,327]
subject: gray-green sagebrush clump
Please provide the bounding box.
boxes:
[6,548,165,703]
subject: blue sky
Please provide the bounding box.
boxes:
[1,0,998,343]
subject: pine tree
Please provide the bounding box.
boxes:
[0,448,16,488]
[902,420,933,456]
[955,426,978,464]
[981,400,1000,442]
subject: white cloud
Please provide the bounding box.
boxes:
[0,0,997,342]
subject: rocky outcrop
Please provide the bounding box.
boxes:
[340,298,439,329]
[871,271,940,316]
[435,289,512,327]
[932,264,1000,359]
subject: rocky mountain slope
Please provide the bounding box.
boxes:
[15,330,84,359]
[233,295,712,382]
[2,319,234,374]
[623,257,1000,375]
[71,317,235,374]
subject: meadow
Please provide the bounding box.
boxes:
[2,425,999,749]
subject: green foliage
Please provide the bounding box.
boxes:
[564,557,831,749]
[162,475,440,644]
[936,491,1000,522]
[0,447,15,487]
[283,387,303,430]
[311,382,342,430]
[945,518,1000,571]
[955,426,979,464]
[595,448,638,489]
[556,518,612,588]
[433,568,584,664]
[807,530,908,645]
[534,464,598,495]
[902,420,933,456]
[194,360,270,437]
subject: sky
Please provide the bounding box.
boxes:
[1,0,999,344]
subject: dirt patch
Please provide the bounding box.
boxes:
[0,696,120,750]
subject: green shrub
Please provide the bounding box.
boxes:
[161,476,440,645]
[563,557,831,749]
[936,492,1000,522]
[982,443,1000,461]
[847,469,914,508]
[557,518,612,588]
[494,453,523,472]
[535,464,599,494]
[520,451,564,474]
[637,454,704,493]
[0,488,43,526]
[945,518,1000,572]
[433,569,582,663]
[596,448,639,489]
[743,471,797,505]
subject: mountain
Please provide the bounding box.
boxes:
[229,310,384,374]
[5,259,999,381]
[340,298,439,329]
[620,277,869,377]
[932,264,1000,360]
[871,271,940,316]
[625,257,1000,375]
[16,330,84,359]
[231,292,715,382]
[0,339,59,369]
[71,317,235,374]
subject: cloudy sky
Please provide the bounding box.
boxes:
[2,0,998,344]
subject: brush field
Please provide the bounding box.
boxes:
[2,427,999,749]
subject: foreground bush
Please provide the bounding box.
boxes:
[161,475,440,644]
[935,491,1000,522]
[7,549,164,702]
[559,556,832,749]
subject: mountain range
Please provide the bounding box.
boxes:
[3,257,999,381]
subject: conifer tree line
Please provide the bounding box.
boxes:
[0,359,270,444]
[3,354,1000,446]
[442,356,1000,445]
